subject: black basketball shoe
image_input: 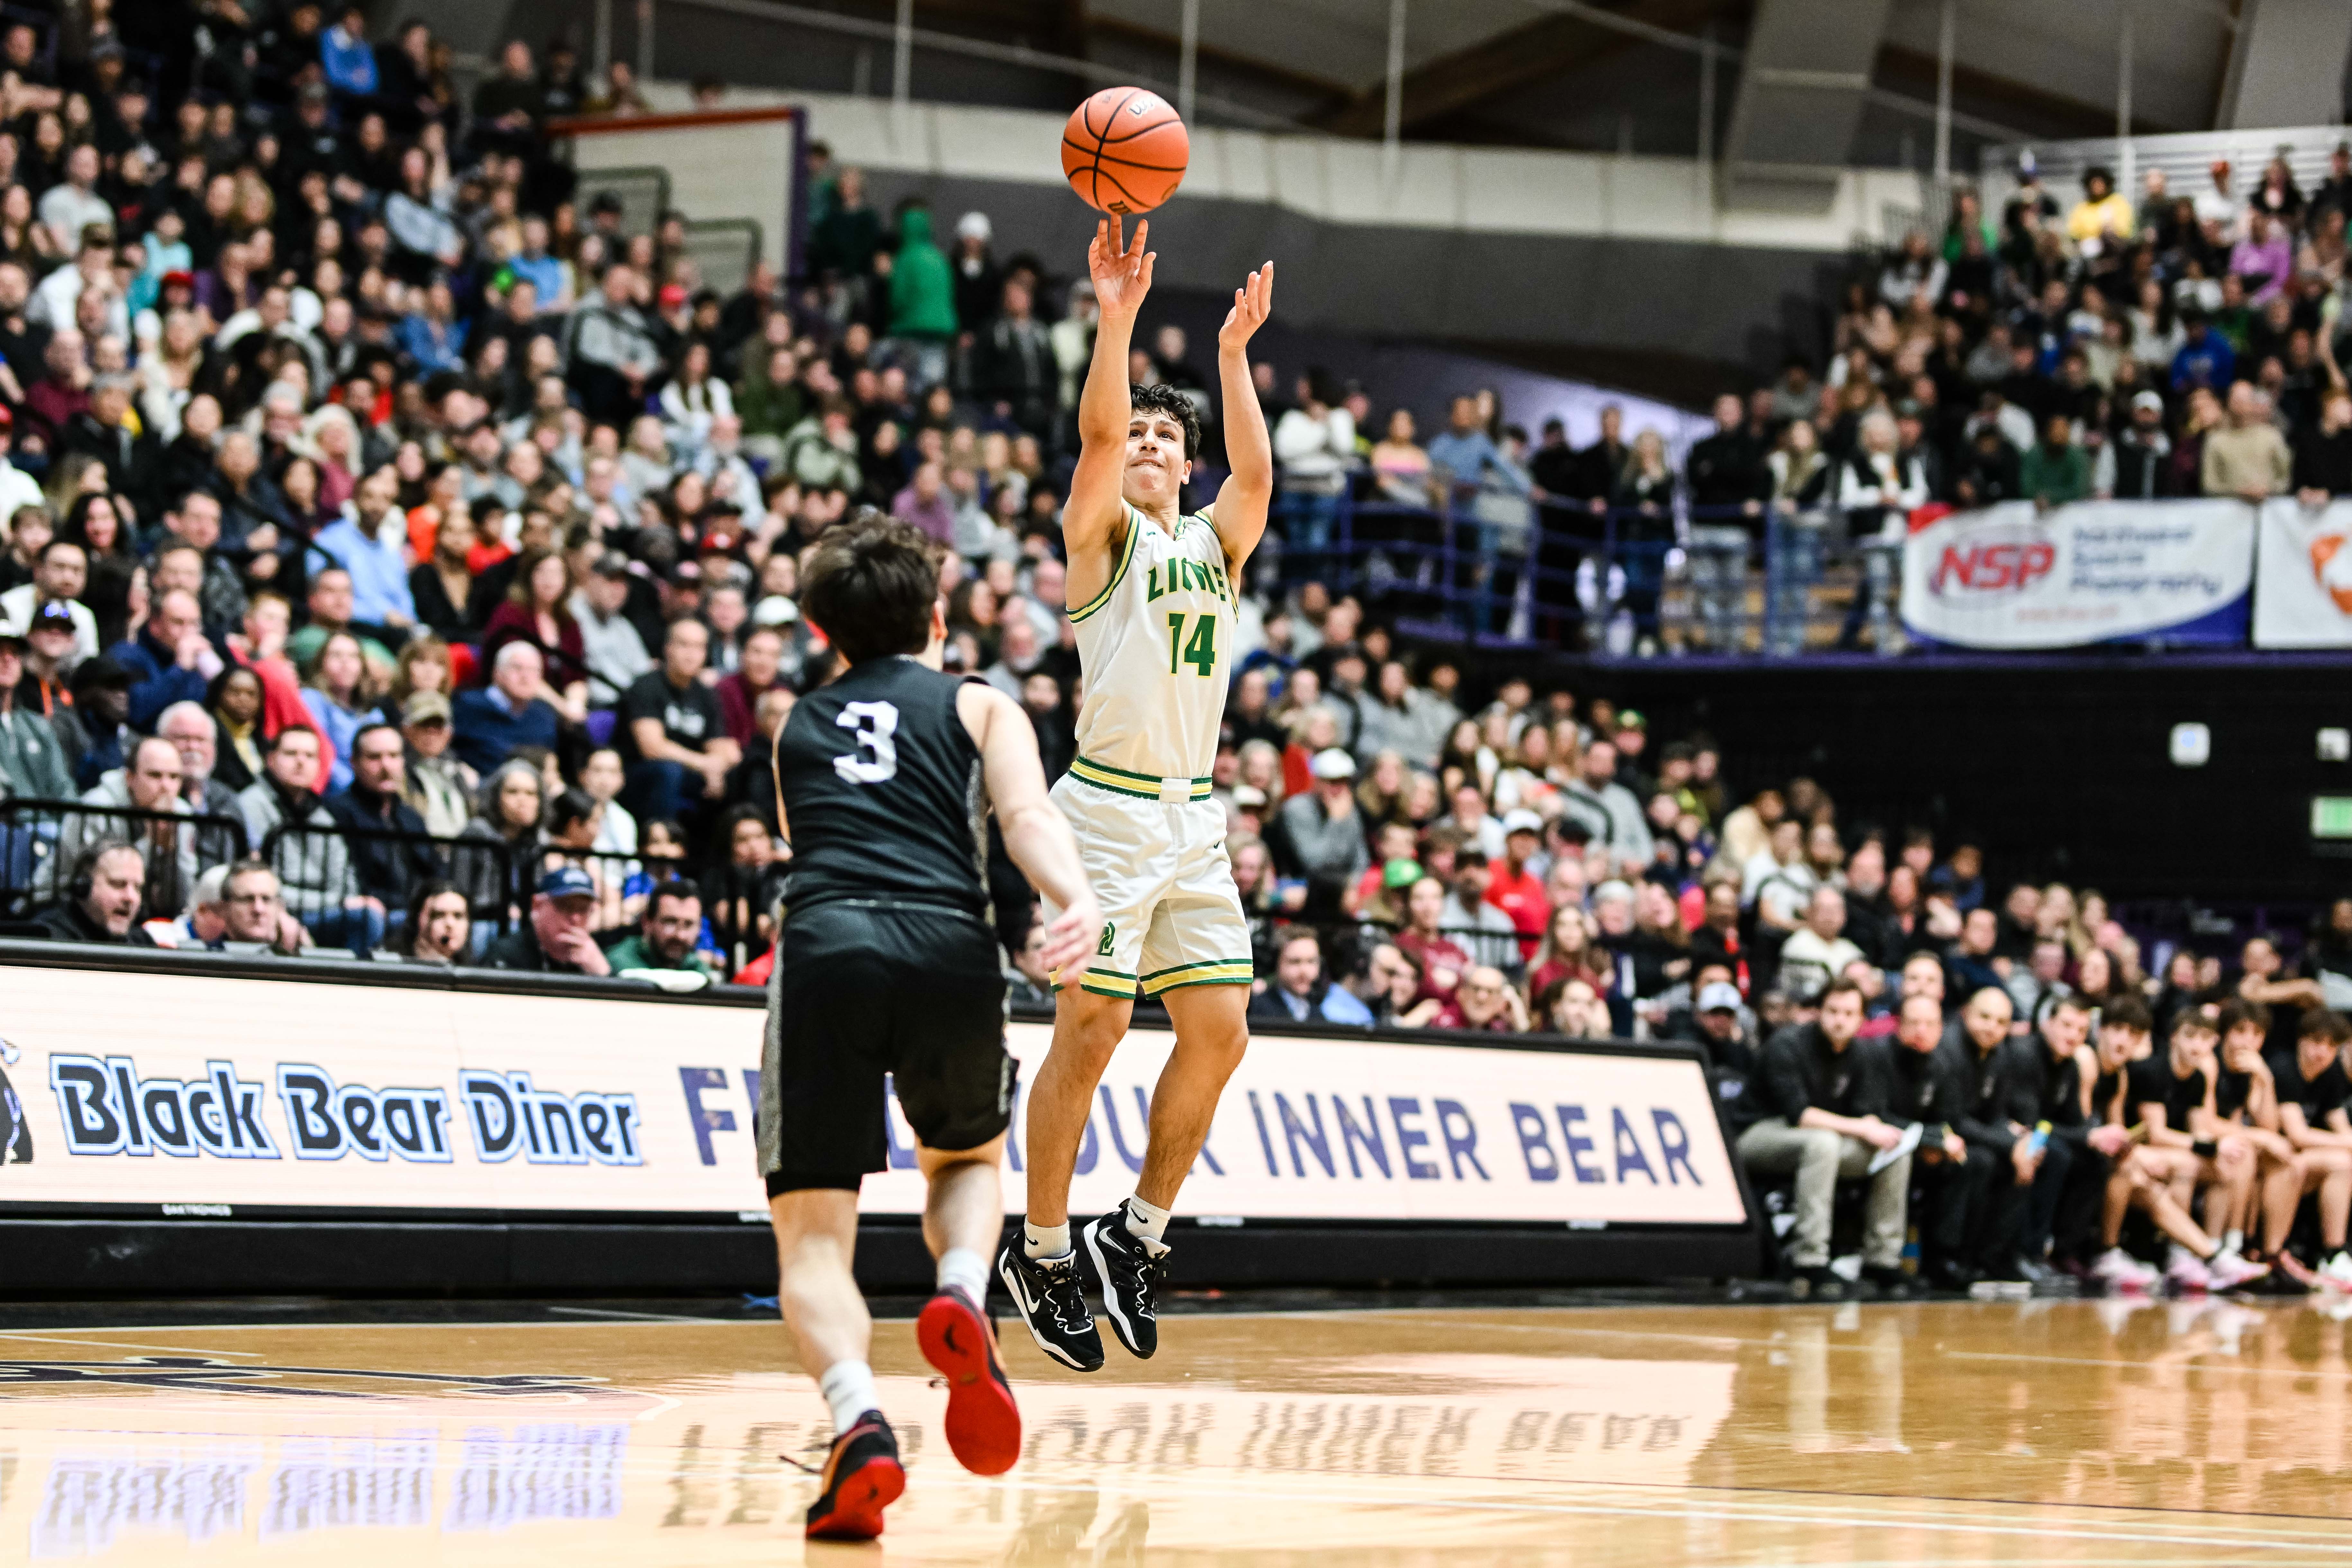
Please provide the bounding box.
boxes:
[803,1410,904,1540]
[996,1243,1105,1372]
[1080,1202,1169,1359]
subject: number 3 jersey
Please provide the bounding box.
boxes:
[1065,505,1237,794]
[773,655,992,921]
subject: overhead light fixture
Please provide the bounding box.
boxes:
[2169,723,2210,768]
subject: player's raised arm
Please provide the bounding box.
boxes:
[1064,218,1155,565]
[1210,261,1275,571]
[958,681,1101,976]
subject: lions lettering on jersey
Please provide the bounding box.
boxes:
[1065,509,1237,791]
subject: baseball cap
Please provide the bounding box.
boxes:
[1502,808,1543,836]
[402,691,452,725]
[1382,856,1422,890]
[1310,748,1356,782]
[591,549,634,579]
[1230,784,1267,810]
[28,600,74,635]
[77,653,133,689]
[2132,389,2165,414]
[0,403,14,428]
[0,621,23,648]
[750,594,800,627]
[1698,981,1744,1014]
[658,283,688,307]
[538,865,597,901]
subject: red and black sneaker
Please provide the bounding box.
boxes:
[917,1283,1022,1475]
[804,1410,905,1541]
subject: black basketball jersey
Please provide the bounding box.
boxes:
[774,657,991,921]
[2127,1053,2210,1133]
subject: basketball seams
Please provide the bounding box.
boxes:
[1065,85,1186,215]
[1086,150,1189,173]
[1099,107,1181,146]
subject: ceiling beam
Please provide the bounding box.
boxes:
[1084,13,1354,104]
[1875,42,2170,138]
[1311,0,1731,140]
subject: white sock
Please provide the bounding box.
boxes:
[1023,1219,1071,1259]
[2223,1229,2244,1257]
[936,1246,989,1301]
[1123,1194,1171,1243]
[818,1359,878,1437]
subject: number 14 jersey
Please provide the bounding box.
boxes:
[1066,505,1236,795]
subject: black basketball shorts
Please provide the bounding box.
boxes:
[758,901,1014,1197]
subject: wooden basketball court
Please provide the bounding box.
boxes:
[3,1298,2349,1564]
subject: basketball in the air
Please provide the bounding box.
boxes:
[1062,87,1189,215]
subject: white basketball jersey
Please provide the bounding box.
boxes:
[1066,504,1236,796]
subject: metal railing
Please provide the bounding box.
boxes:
[0,802,776,968]
[1266,490,1901,657]
[0,799,247,928]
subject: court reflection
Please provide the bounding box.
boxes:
[1695,1297,2352,1517]
[2,1302,2352,1563]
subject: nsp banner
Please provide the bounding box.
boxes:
[0,959,1748,1228]
[1901,498,2253,649]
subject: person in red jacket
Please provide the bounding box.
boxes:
[1486,809,1551,960]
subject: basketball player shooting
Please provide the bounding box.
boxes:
[998,217,1273,1371]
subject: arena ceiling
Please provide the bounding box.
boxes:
[808,0,2331,168]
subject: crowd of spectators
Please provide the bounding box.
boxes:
[4,14,2352,1294]
[1231,145,2352,655]
[0,10,2340,1035]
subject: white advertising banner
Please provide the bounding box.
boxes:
[0,963,1748,1228]
[2252,497,2352,648]
[1900,499,2254,649]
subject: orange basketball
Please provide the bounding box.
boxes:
[1062,87,1189,215]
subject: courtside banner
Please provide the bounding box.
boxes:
[1900,498,2253,649]
[2252,497,2352,648]
[0,959,1746,1228]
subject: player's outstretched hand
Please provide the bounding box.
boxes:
[1036,890,1106,981]
[1089,217,1154,322]
[1218,260,1273,354]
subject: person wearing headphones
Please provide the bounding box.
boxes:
[34,838,153,945]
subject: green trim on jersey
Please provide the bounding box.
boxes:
[1069,753,1215,800]
[1067,509,1143,625]
[1142,960,1256,995]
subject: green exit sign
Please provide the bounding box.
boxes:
[2314,797,2352,839]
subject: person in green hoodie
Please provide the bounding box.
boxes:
[888,204,958,392]
[2019,413,2091,508]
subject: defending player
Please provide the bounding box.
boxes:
[998,218,1274,1370]
[761,515,1102,1540]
